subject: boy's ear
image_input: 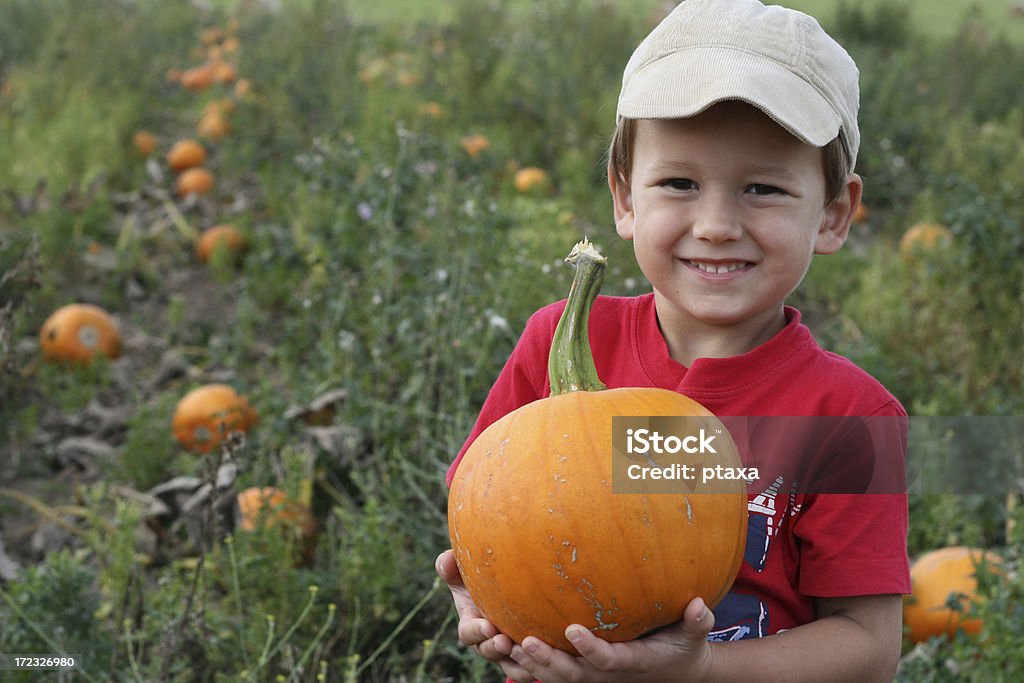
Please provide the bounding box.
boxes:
[815,172,863,255]
[608,163,635,240]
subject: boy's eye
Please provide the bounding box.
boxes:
[748,184,783,196]
[662,178,696,191]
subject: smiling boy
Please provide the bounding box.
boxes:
[438,1,910,681]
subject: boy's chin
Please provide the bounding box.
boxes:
[658,294,786,329]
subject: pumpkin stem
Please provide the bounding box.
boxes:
[549,238,608,395]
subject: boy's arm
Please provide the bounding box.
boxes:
[505,593,902,683]
[702,594,902,683]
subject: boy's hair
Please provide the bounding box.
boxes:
[608,116,852,206]
[613,0,860,191]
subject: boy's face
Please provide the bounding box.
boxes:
[610,101,860,334]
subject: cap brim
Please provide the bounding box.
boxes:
[616,47,841,148]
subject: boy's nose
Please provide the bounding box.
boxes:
[691,196,743,243]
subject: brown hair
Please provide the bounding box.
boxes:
[607,117,852,206]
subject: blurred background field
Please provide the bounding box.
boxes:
[1,0,1023,680]
[350,0,1024,41]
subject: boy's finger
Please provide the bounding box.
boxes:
[682,596,715,641]
[457,615,499,646]
[434,549,462,586]
[473,633,516,661]
[436,550,515,656]
[436,550,484,620]
[500,657,539,683]
[562,625,627,670]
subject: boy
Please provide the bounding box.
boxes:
[438,0,910,680]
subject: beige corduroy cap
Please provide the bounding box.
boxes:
[617,0,860,171]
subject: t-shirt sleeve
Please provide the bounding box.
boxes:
[444,306,560,486]
[793,401,912,597]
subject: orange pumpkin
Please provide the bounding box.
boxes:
[166,139,207,172]
[39,303,121,364]
[204,98,235,116]
[236,486,318,566]
[903,546,1002,643]
[448,240,748,653]
[172,384,258,453]
[132,130,157,157]
[196,225,247,263]
[201,26,224,46]
[900,222,952,263]
[459,133,490,157]
[513,166,550,193]
[209,59,237,84]
[197,112,231,141]
[419,101,444,118]
[179,64,215,92]
[175,167,215,197]
[234,78,252,98]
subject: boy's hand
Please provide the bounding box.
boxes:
[506,597,715,683]
[438,549,715,682]
[436,550,536,681]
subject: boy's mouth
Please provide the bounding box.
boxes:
[684,259,752,274]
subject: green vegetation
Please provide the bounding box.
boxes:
[1,0,1022,680]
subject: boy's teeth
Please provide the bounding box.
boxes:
[693,261,746,273]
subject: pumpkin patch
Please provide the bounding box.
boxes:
[2,2,1022,679]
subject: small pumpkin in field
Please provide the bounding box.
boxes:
[166,139,207,172]
[175,167,215,197]
[196,225,247,263]
[172,384,258,453]
[459,133,490,158]
[448,239,748,653]
[900,222,952,263]
[903,546,1003,643]
[513,166,550,193]
[179,63,215,92]
[39,303,121,364]
[236,486,318,566]
[201,26,224,46]
[132,130,157,157]
[418,101,444,118]
[204,98,235,116]
[210,59,237,84]
[197,112,231,141]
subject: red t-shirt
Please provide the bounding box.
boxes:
[447,293,910,646]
